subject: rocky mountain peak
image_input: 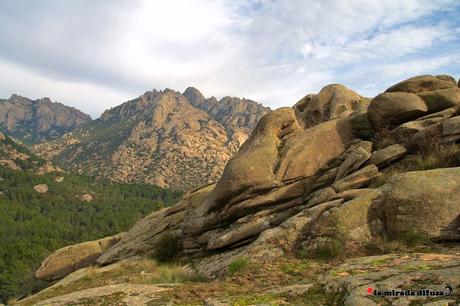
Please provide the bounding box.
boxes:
[183,86,206,106]
[0,95,91,143]
[34,88,271,190]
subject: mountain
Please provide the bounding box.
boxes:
[0,94,91,144]
[34,88,270,190]
[19,74,460,305]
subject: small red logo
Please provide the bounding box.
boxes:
[367,287,373,294]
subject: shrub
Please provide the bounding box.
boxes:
[408,137,460,170]
[300,238,345,261]
[150,264,206,284]
[146,264,207,284]
[153,232,180,263]
[228,257,249,276]
[364,236,405,255]
[350,114,375,141]
[364,230,432,256]
[401,229,431,248]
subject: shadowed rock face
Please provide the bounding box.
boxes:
[33,88,270,190]
[0,95,91,143]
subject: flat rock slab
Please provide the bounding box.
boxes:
[29,284,171,306]
[366,144,407,168]
[331,164,379,192]
[324,252,460,306]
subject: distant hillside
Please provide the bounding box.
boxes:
[0,133,181,302]
[34,88,270,190]
[0,94,91,144]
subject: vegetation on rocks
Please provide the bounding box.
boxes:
[413,141,460,170]
[227,257,250,276]
[153,233,181,263]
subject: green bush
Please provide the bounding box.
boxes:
[153,232,180,263]
[364,236,405,255]
[302,238,345,261]
[401,229,431,247]
[228,257,249,276]
[146,264,207,284]
[350,114,375,141]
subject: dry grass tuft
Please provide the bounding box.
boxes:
[143,263,208,284]
[412,139,460,170]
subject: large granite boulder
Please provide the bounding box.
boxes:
[183,115,358,242]
[378,167,460,241]
[418,87,460,113]
[35,233,125,281]
[367,92,428,129]
[442,115,460,142]
[209,110,357,210]
[435,74,457,85]
[294,84,362,128]
[392,108,456,141]
[385,75,455,93]
[208,108,301,210]
[304,189,383,251]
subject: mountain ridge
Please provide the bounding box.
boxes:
[33,88,270,190]
[0,94,92,144]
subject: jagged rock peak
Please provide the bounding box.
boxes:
[183,86,206,106]
[0,94,92,143]
[34,87,271,190]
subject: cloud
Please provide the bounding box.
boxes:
[0,0,459,116]
[0,60,132,118]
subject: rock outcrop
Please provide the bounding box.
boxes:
[90,75,460,268]
[385,75,456,93]
[368,75,460,130]
[325,252,460,306]
[33,184,49,194]
[367,92,428,128]
[294,84,363,128]
[35,233,125,281]
[30,74,460,305]
[0,95,91,143]
[379,168,460,241]
[34,88,269,190]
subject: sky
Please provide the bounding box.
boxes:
[0,0,459,118]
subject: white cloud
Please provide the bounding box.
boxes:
[0,0,459,116]
[0,60,132,118]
